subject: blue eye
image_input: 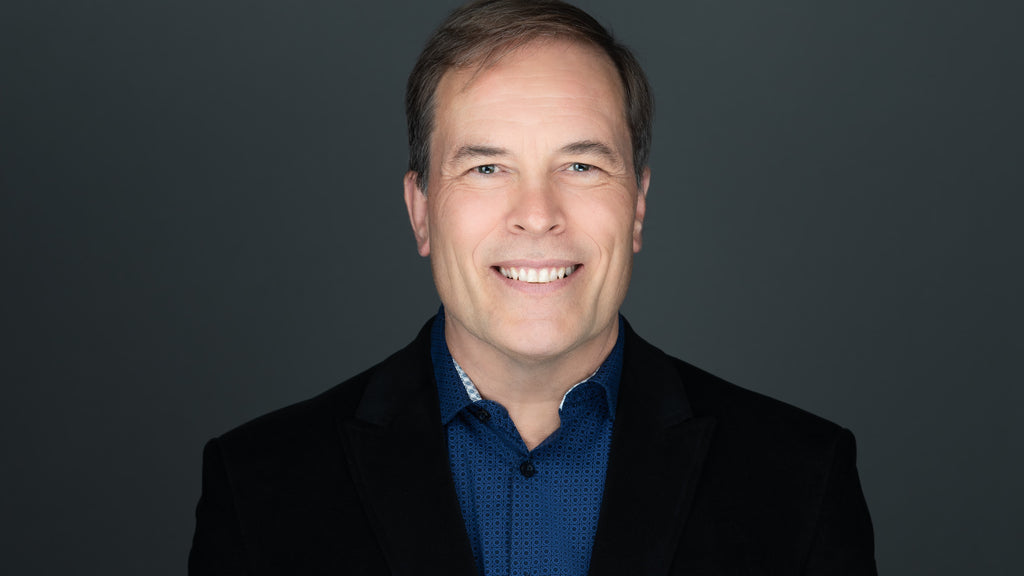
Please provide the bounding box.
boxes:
[570,162,592,172]
[475,165,497,175]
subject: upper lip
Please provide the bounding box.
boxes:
[491,259,580,268]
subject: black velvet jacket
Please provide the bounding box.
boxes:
[189,320,877,575]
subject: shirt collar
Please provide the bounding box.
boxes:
[431,307,624,425]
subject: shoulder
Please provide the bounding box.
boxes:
[619,325,876,572]
[629,331,872,552]
[190,323,436,571]
[625,325,850,462]
[676,354,855,475]
[672,354,843,439]
[211,319,435,469]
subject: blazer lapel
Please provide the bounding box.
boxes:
[588,325,717,576]
[338,324,477,576]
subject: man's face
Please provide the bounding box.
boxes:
[405,40,648,365]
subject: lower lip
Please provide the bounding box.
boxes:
[492,266,582,294]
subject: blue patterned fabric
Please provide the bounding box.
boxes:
[431,310,623,576]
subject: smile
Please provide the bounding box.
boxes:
[498,265,577,284]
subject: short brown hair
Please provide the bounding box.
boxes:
[405,0,654,191]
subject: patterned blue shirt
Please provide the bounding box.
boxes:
[431,310,624,576]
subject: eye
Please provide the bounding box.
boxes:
[569,162,592,172]
[475,164,498,175]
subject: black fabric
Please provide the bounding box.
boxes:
[189,319,877,575]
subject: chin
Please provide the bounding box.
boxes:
[500,340,576,363]
[491,319,585,361]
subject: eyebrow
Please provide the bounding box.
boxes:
[446,140,625,168]
[560,140,625,169]
[449,145,510,165]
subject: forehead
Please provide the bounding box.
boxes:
[432,39,628,141]
[444,38,622,94]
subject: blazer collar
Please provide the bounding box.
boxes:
[337,319,478,576]
[588,321,717,575]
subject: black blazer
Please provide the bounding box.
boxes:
[189,320,876,575]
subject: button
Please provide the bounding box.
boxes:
[519,461,537,478]
[474,408,491,422]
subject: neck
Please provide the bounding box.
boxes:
[445,315,618,450]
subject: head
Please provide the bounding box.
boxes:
[403,0,654,368]
[405,0,653,193]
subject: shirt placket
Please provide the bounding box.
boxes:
[510,445,547,576]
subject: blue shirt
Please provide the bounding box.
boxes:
[431,311,624,576]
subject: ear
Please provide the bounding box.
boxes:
[633,166,650,253]
[404,171,431,256]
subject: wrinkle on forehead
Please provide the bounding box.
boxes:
[442,38,624,111]
[462,36,607,85]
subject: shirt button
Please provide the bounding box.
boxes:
[519,461,537,478]
[475,408,491,422]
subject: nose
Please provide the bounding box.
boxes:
[506,179,565,236]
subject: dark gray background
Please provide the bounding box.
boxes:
[2,0,1021,573]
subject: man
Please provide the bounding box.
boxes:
[189,1,877,574]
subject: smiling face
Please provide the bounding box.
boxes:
[405,39,649,369]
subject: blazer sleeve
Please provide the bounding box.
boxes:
[804,428,878,575]
[189,438,250,576]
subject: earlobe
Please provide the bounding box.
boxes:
[633,167,650,253]
[403,171,431,257]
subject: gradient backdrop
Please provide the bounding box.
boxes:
[2,0,1021,573]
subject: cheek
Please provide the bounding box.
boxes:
[572,194,637,249]
[431,192,505,260]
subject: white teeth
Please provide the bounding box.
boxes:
[498,265,577,283]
